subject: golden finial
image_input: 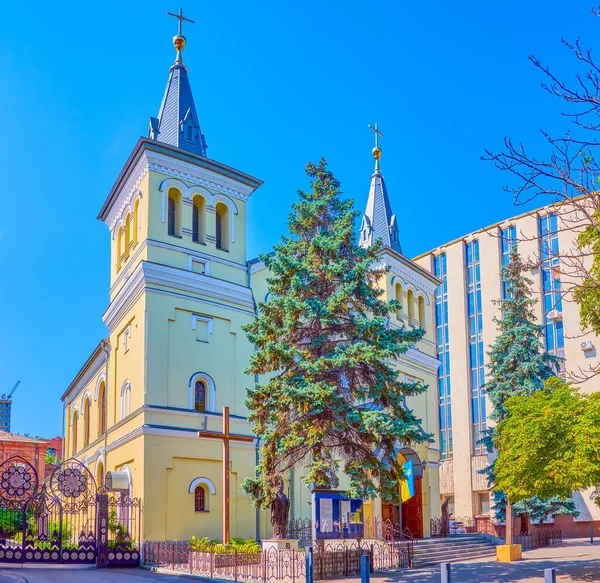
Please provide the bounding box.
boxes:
[167,8,195,65]
[368,122,384,173]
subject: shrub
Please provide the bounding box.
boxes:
[189,536,261,554]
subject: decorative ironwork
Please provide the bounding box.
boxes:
[0,457,38,503]
[0,455,141,567]
[51,460,91,499]
[106,493,142,566]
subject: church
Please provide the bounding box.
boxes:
[60,14,442,542]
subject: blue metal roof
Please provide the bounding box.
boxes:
[359,170,402,254]
[148,63,207,157]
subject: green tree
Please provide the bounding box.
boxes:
[482,248,576,522]
[242,159,430,509]
[486,246,559,423]
[495,378,600,502]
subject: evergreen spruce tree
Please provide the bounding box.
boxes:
[486,246,559,422]
[242,159,431,509]
[484,246,577,521]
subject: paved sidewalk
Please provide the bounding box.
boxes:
[329,539,600,583]
[0,566,193,582]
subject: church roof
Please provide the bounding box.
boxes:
[148,15,207,157]
[359,169,402,254]
[149,63,207,156]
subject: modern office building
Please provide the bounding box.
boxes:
[0,400,12,432]
[414,201,600,533]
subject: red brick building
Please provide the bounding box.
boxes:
[0,431,48,479]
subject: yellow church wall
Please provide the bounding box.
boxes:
[143,290,255,415]
[141,433,259,542]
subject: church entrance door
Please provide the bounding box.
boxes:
[401,476,423,538]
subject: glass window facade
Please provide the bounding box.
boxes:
[466,240,486,454]
[434,254,452,459]
[539,213,565,363]
[0,402,11,431]
[500,225,517,299]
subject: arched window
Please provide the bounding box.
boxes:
[407,290,415,323]
[117,227,123,271]
[72,411,78,456]
[395,283,403,319]
[124,213,131,260]
[97,461,104,489]
[133,199,139,246]
[98,381,106,437]
[168,196,176,235]
[418,296,426,328]
[121,381,131,420]
[215,203,229,251]
[192,196,206,244]
[195,380,207,412]
[168,189,182,237]
[195,485,207,511]
[83,398,91,447]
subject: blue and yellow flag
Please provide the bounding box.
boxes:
[400,460,415,503]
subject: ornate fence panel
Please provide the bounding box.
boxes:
[0,456,98,565]
[105,493,142,566]
[0,455,143,567]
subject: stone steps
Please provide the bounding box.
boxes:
[412,535,497,568]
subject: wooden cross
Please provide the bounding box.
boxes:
[198,406,254,544]
[368,122,384,149]
[166,8,195,35]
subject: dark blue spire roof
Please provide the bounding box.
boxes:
[149,61,207,157]
[359,169,402,254]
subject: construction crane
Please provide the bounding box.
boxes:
[2,381,20,400]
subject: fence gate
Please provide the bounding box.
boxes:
[0,456,98,564]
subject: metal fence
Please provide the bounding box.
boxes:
[143,538,413,582]
[429,515,563,551]
[514,529,562,551]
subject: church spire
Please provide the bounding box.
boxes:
[359,123,402,254]
[148,9,208,157]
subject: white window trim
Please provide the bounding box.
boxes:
[188,476,216,495]
[120,380,131,420]
[189,372,216,412]
[191,314,214,336]
[188,256,211,275]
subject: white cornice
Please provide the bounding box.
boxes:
[147,151,255,203]
[148,239,247,271]
[63,354,106,406]
[103,150,255,235]
[109,238,247,298]
[106,153,149,232]
[379,253,439,295]
[398,347,441,375]
[103,261,255,331]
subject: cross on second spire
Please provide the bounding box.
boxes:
[167,8,195,36]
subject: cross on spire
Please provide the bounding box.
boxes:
[166,8,195,36]
[368,122,384,150]
[368,123,384,172]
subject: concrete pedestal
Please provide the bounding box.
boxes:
[262,539,299,552]
[496,544,522,562]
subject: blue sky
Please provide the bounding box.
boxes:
[0,0,596,437]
